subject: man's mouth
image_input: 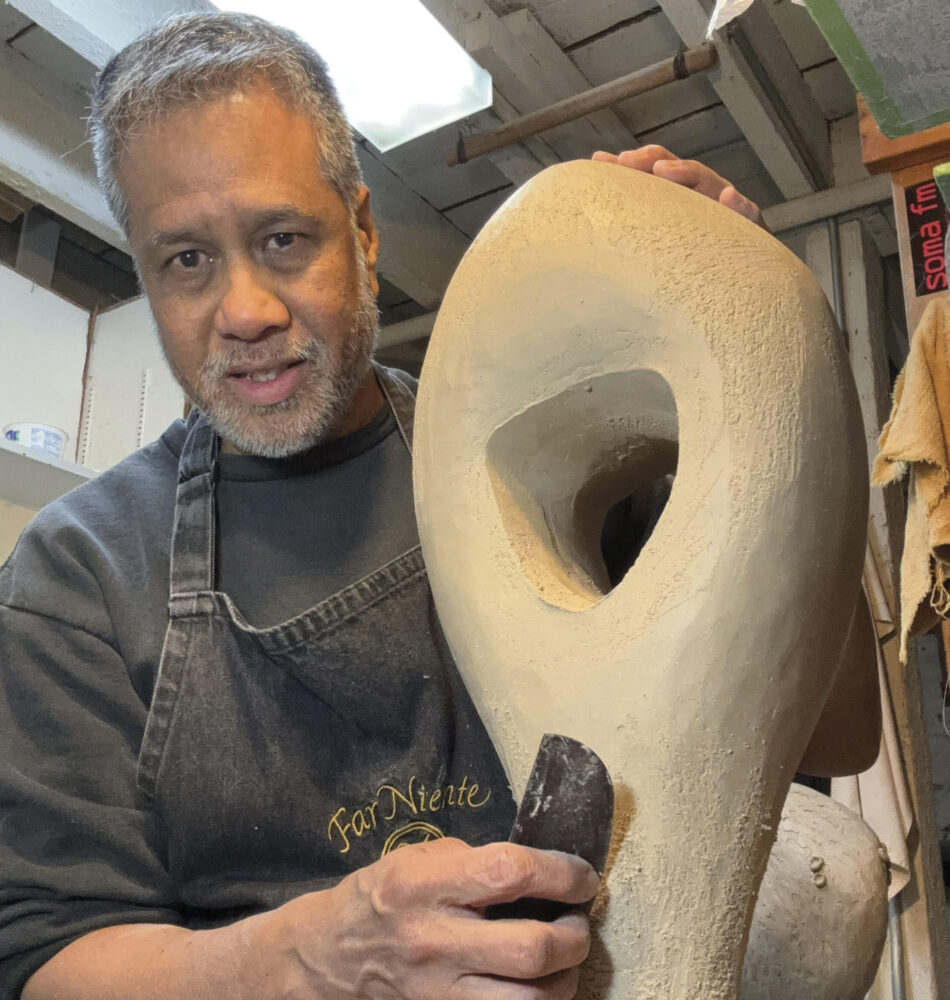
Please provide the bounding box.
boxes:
[227,359,304,381]
[223,359,307,405]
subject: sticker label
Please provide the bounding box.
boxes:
[905,179,949,296]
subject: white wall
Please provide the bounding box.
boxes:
[79,296,185,472]
[0,497,34,562]
[0,261,89,459]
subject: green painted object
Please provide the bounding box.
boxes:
[802,0,950,138]
[935,162,950,211]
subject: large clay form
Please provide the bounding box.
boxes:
[413,161,872,999]
[736,591,887,999]
[741,784,887,999]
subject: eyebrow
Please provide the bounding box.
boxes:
[147,228,200,250]
[147,206,324,249]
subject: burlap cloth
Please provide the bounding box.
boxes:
[873,295,950,661]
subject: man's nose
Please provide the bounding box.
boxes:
[215,261,290,341]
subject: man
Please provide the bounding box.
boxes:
[0,11,873,1000]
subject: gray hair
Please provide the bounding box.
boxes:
[89,11,364,234]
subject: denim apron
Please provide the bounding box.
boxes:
[136,367,515,919]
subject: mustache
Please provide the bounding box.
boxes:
[198,337,329,380]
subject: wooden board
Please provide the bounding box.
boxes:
[0,178,31,223]
[859,95,950,176]
[485,0,655,49]
[802,0,950,138]
[880,635,950,999]
[802,60,857,121]
[567,14,718,136]
[635,104,743,160]
[762,0,834,70]
[890,160,949,333]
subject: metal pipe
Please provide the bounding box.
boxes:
[889,896,907,1000]
[447,43,718,168]
[828,217,847,338]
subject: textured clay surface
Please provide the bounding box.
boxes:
[414,161,870,999]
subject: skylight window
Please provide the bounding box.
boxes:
[216,1,493,152]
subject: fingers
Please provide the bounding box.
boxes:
[460,967,581,1000]
[453,910,591,980]
[592,144,766,226]
[594,144,728,201]
[394,909,589,989]
[459,843,601,909]
[593,145,678,175]
[292,844,594,1000]
[355,839,599,913]
[651,156,729,202]
[720,184,768,230]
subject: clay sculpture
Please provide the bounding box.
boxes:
[414,161,879,998]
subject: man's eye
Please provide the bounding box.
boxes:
[267,232,296,250]
[173,250,204,269]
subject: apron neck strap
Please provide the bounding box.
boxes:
[169,410,218,598]
[374,362,417,453]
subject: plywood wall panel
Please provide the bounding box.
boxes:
[765,0,835,70]
[487,0,655,48]
[637,104,744,159]
[0,262,88,458]
[79,296,184,473]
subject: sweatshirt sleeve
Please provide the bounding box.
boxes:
[0,599,184,997]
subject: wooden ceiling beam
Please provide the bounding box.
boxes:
[422,0,639,171]
[656,0,832,198]
[0,40,123,250]
[357,148,470,311]
[0,178,33,223]
[497,8,639,155]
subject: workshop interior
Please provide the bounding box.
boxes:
[0,1,949,998]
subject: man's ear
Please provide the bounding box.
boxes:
[355,186,380,297]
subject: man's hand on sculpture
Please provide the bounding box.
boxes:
[284,838,599,1000]
[592,145,766,229]
[20,839,598,1000]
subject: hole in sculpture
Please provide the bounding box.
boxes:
[599,471,675,590]
[486,369,678,612]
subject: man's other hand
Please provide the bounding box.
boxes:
[282,837,600,1000]
[593,145,766,230]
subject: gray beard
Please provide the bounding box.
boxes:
[162,266,379,459]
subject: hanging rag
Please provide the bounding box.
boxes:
[872,294,950,661]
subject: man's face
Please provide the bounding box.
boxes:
[117,82,379,457]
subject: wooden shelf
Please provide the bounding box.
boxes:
[0,439,97,511]
[859,94,950,176]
